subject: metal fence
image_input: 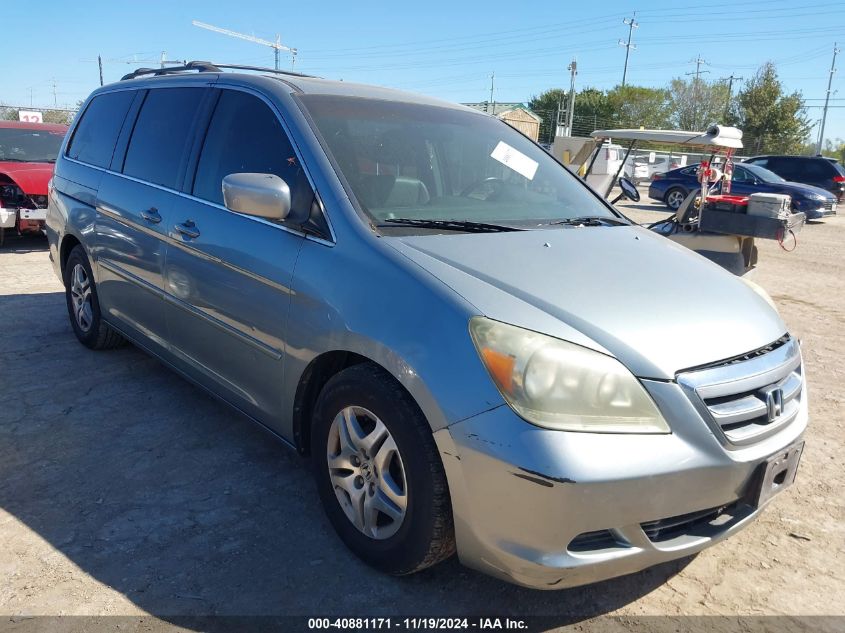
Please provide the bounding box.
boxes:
[0,105,79,125]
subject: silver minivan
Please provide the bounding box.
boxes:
[47,62,807,589]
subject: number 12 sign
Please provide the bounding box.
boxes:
[18,110,44,123]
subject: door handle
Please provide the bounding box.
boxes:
[140,207,161,224]
[174,220,200,239]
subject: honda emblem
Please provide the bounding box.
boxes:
[764,387,784,423]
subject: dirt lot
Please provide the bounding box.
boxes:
[0,205,843,629]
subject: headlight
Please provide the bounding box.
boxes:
[469,317,669,433]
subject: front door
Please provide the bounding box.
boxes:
[163,88,312,426]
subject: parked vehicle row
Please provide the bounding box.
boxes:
[623,155,682,184]
[46,62,807,590]
[0,121,68,243]
[744,154,845,202]
[649,162,837,219]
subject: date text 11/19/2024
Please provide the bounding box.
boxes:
[307,617,528,630]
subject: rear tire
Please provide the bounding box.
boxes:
[63,245,125,350]
[665,187,687,211]
[311,363,455,575]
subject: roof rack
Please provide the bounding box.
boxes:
[121,61,220,81]
[210,63,316,78]
[121,60,317,82]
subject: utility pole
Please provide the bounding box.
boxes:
[719,73,743,121]
[488,72,495,114]
[817,43,840,155]
[686,55,710,129]
[618,13,638,87]
[553,90,564,141]
[52,79,57,108]
[565,59,578,136]
[687,54,709,82]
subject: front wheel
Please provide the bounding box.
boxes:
[311,363,455,575]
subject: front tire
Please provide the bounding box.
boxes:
[311,363,455,575]
[63,245,125,350]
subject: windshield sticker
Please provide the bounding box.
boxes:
[490,141,539,180]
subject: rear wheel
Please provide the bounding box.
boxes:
[64,245,125,350]
[311,363,455,575]
[665,187,687,211]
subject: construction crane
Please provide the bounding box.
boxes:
[191,20,297,70]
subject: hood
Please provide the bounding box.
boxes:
[0,161,54,195]
[386,226,787,379]
[775,181,835,200]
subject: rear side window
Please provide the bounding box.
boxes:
[767,158,800,180]
[123,88,205,189]
[66,91,134,168]
[192,90,312,213]
[801,159,835,180]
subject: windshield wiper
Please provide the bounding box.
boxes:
[549,216,629,227]
[377,218,522,233]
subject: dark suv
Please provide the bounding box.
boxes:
[744,155,845,201]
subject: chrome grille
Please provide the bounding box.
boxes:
[823,200,834,211]
[678,337,803,446]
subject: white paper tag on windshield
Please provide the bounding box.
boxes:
[490,141,539,180]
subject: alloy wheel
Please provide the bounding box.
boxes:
[667,190,686,210]
[326,406,408,540]
[70,263,94,333]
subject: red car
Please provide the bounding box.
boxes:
[0,120,68,243]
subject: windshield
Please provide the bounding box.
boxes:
[742,163,785,183]
[0,128,65,163]
[298,95,616,228]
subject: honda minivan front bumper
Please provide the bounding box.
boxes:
[434,353,808,589]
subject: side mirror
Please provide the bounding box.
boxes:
[618,177,641,202]
[222,173,291,221]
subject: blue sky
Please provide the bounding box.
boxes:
[4,0,845,144]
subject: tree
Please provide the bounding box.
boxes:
[733,63,812,154]
[667,77,730,130]
[528,88,567,143]
[571,88,614,136]
[821,138,845,162]
[605,85,672,129]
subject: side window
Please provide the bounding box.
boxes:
[732,166,753,183]
[192,90,312,215]
[769,158,798,180]
[800,159,833,180]
[123,88,205,189]
[66,91,134,168]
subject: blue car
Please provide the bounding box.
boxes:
[648,162,837,219]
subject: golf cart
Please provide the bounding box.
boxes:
[584,126,805,276]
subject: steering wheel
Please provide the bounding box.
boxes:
[460,176,506,199]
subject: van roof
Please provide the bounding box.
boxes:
[114,61,476,113]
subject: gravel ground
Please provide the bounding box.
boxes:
[0,205,843,630]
